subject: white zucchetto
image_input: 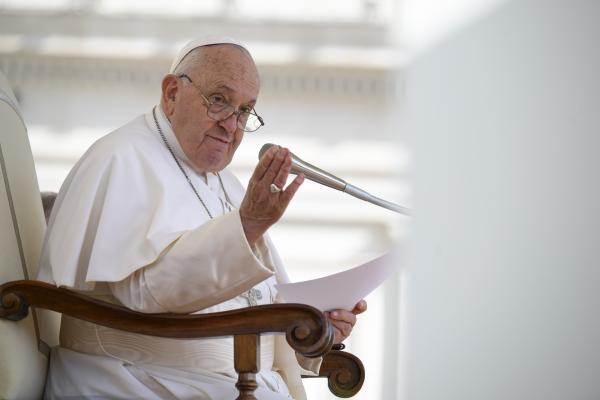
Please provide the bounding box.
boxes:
[169,36,247,73]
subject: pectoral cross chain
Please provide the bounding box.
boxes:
[242,288,263,306]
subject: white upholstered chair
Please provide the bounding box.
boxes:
[0,70,61,399]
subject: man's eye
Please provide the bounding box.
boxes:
[208,94,226,105]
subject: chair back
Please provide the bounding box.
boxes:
[0,70,60,399]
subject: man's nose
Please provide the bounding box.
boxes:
[218,113,239,134]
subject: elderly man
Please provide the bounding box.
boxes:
[37,37,366,399]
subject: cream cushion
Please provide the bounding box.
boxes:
[0,71,60,399]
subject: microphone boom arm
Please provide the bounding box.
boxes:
[344,183,410,215]
[259,143,410,215]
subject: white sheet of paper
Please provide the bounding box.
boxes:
[275,251,399,311]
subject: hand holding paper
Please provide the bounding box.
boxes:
[326,300,368,343]
[275,250,399,312]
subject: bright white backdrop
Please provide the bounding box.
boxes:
[1,1,408,398]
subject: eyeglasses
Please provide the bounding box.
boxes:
[178,74,264,132]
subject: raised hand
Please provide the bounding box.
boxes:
[239,146,304,245]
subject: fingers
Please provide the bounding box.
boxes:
[250,146,293,192]
[325,311,354,343]
[332,325,348,344]
[330,309,357,326]
[240,146,303,245]
[251,145,279,182]
[352,299,367,315]
[265,148,289,187]
[280,174,304,206]
[325,304,367,343]
[332,320,353,338]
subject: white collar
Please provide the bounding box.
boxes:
[147,106,232,208]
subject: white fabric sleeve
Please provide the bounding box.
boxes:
[108,211,275,313]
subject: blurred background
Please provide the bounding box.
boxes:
[0,1,412,398]
[6,1,594,399]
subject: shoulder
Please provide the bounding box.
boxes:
[58,113,169,199]
[72,114,166,175]
[90,114,159,160]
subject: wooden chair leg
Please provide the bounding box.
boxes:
[234,334,260,400]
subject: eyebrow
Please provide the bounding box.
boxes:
[210,84,257,106]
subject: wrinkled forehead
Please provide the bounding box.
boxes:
[195,45,255,74]
[190,45,260,98]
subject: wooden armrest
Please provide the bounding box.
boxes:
[304,350,365,398]
[1,280,370,398]
[0,280,333,358]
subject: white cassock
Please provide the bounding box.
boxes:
[36,106,321,400]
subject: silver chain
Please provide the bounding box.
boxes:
[152,107,232,219]
[152,107,262,307]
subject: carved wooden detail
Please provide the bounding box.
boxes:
[0,280,333,357]
[306,350,365,398]
[1,279,364,397]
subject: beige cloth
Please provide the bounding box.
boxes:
[37,106,321,399]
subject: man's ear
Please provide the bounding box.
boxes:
[161,74,179,116]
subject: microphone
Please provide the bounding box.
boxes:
[259,143,410,215]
